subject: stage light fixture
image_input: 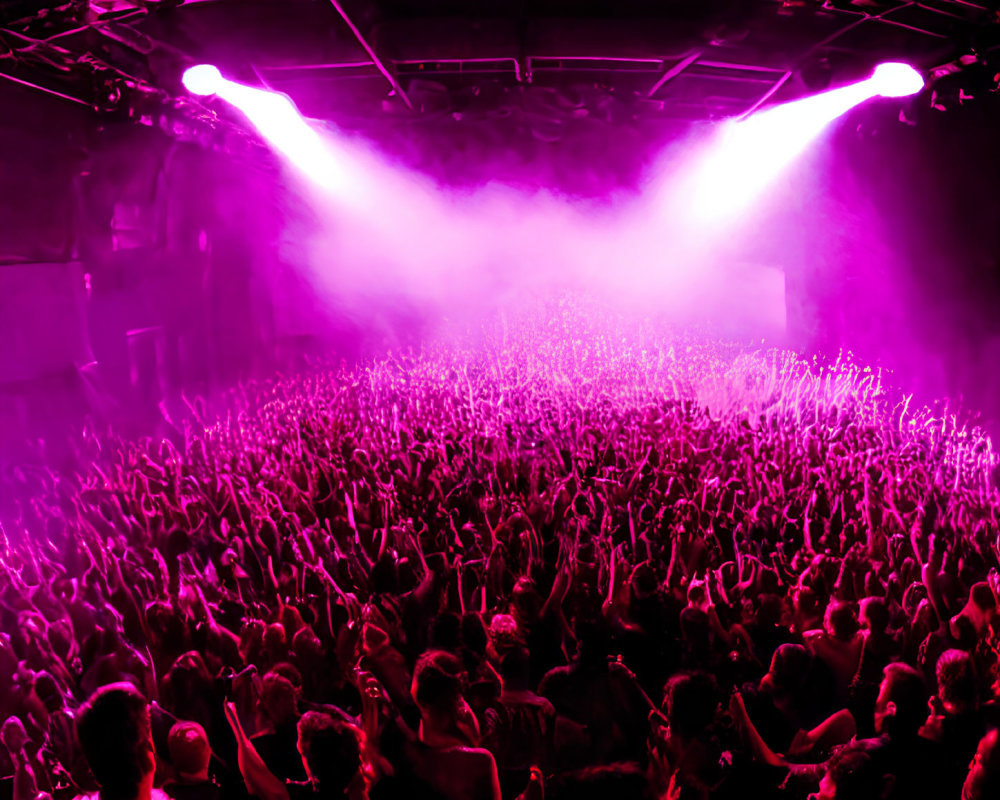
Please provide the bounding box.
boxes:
[182,64,223,96]
[870,62,924,98]
[687,61,923,223]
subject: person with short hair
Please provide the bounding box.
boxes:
[75,683,166,800]
[861,663,947,800]
[406,650,501,800]
[920,649,988,795]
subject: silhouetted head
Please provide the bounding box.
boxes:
[76,683,155,800]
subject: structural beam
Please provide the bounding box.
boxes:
[327,0,413,110]
[737,71,793,120]
[0,68,92,107]
[647,51,700,98]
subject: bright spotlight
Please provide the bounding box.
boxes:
[185,70,364,199]
[870,62,924,98]
[182,64,223,96]
[687,62,923,223]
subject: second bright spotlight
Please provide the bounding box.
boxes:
[688,61,924,223]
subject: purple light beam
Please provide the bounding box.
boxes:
[182,65,365,200]
[687,62,923,223]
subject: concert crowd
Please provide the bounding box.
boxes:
[2,314,1000,800]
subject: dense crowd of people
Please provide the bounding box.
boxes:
[3,310,1000,800]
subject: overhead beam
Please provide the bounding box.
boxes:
[737,71,793,120]
[326,0,412,110]
[0,68,91,106]
[647,51,700,98]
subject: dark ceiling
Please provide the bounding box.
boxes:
[2,1,1000,140]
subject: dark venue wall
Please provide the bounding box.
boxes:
[0,83,286,455]
[0,81,94,454]
[814,94,1000,433]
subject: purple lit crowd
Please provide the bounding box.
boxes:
[2,320,1000,800]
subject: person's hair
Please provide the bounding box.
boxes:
[630,562,657,598]
[162,651,213,721]
[412,650,465,714]
[827,744,881,800]
[33,671,65,712]
[292,626,321,656]
[512,577,541,619]
[269,662,304,692]
[264,622,287,649]
[664,671,719,741]
[767,643,810,696]
[935,649,978,711]
[686,581,707,607]
[825,601,859,641]
[860,597,889,635]
[678,606,710,642]
[756,594,784,627]
[145,601,186,653]
[297,711,363,797]
[75,683,153,800]
[428,612,462,651]
[970,582,996,613]
[794,585,819,618]
[499,646,532,690]
[259,672,299,727]
[881,663,927,738]
[167,721,211,777]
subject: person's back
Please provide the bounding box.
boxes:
[489,693,553,780]
[484,647,553,793]
[409,651,501,800]
[407,740,500,800]
[805,602,862,704]
[538,623,648,765]
[864,664,948,800]
[252,673,306,782]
